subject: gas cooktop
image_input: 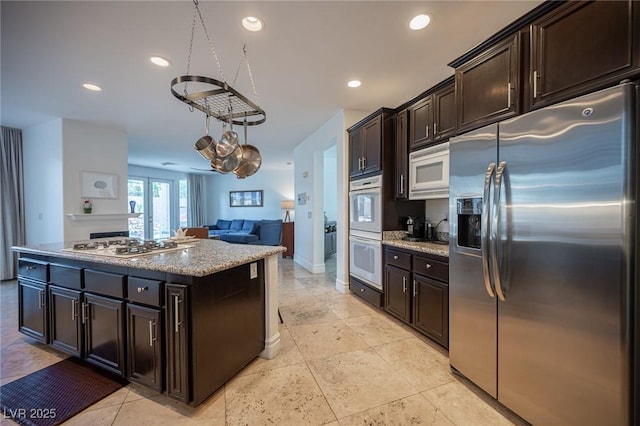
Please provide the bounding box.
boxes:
[62,238,194,258]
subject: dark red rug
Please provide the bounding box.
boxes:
[0,357,128,426]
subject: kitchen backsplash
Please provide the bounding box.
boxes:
[425,198,450,233]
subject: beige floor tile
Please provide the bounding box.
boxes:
[374,337,455,392]
[288,320,369,361]
[279,301,342,326]
[84,386,131,411]
[62,404,121,426]
[114,386,226,425]
[343,314,414,346]
[325,295,379,320]
[338,393,454,426]
[0,339,64,380]
[308,348,416,419]
[236,326,305,376]
[225,363,336,425]
[422,381,521,426]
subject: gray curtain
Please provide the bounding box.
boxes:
[1,126,26,280]
[188,173,207,226]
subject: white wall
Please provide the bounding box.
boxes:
[205,167,294,225]
[323,145,337,222]
[22,119,128,243]
[293,109,368,291]
[23,119,64,244]
[62,120,128,242]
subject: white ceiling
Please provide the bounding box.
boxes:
[1,0,542,175]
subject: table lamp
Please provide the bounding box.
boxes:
[281,200,294,222]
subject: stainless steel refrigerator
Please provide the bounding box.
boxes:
[448,83,637,425]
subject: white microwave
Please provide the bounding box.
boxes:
[409,142,449,200]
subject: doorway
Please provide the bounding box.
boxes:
[323,145,337,267]
[127,177,174,239]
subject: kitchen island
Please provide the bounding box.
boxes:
[12,239,285,406]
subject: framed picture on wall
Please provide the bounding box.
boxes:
[229,190,263,207]
[81,171,118,198]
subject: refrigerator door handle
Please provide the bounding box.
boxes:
[492,161,507,301]
[482,162,496,298]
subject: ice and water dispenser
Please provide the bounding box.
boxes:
[456,197,482,249]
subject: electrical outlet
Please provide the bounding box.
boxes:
[307,211,312,218]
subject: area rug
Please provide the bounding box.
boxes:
[0,357,128,426]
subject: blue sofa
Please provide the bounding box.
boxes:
[206,219,282,245]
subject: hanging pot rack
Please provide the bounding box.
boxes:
[170,75,265,126]
[171,0,265,177]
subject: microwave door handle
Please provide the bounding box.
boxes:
[492,161,507,302]
[482,162,496,298]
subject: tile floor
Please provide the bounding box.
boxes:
[0,258,525,425]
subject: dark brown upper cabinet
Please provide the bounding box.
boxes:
[348,109,393,179]
[408,96,433,150]
[529,0,640,110]
[407,78,455,151]
[395,110,409,199]
[433,82,456,142]
[455,33,521,133]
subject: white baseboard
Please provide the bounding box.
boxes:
[294,256,326,274]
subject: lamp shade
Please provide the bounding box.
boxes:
[281,200,294,210]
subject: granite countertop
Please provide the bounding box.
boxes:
[382,231,450,258]
[12,239,286,277]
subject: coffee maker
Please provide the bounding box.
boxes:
[405,216,425,240]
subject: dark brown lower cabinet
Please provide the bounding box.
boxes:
[84,293,126,376]
[165,284,189,404]
[127,304,163,391]
[383,247,449,349]
[18,278,48,343]
[413,274,449,348]
[48,285,82,357]
[384,265,411,323]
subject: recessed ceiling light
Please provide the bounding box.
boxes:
[150,56,171,67]
[347,80,362,88]
[409,14,431,30]
[82,83,102,91]
[242,16,263,32]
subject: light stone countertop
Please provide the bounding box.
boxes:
[12,239,286,277]
[382,231,450,258]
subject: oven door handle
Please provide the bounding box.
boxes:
[349,235,381,244]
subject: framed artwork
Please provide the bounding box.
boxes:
[81,171,118,198]
[229,190,263,207]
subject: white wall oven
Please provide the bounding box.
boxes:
[349,175,382,235]
[349,234,382,290]
[409,142,449,199]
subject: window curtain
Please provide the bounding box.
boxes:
[187,173,207,227]
[1,126,26,280]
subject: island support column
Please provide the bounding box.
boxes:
[260,254,281,359]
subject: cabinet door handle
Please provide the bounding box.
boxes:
[81,302,88,324]
[507,82,512,107]
[174,295,182,333]
[413,280,418,297]
[137,286,148,293]
[426,263,432,269]
[433,122,437,135]
[149,320,156,347]
[402,276,407,293]
[39,290,45,310]
[360,288,364,292]
[358,157,362,170]
[425,124,429,138]
[399,174,404,194]
[362,156,366,170]
[71,299,76,320]
[533,71,538,99]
